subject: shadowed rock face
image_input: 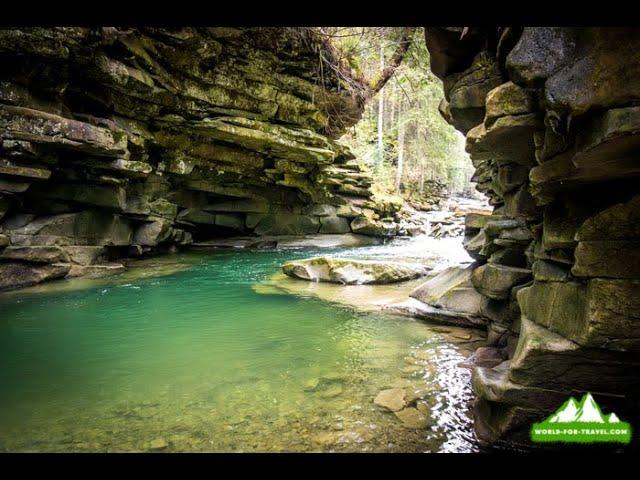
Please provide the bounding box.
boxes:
[424,27,640,450]
[0,27,412,290]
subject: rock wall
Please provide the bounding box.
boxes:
[424,27,640,449]
[0,27,412,291]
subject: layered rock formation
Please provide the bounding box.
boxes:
[0,27,412,291]
[424,27,640,449]
[282,256,430,285]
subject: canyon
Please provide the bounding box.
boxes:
[1,26,639,451]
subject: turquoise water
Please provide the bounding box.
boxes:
[0,240,479,452]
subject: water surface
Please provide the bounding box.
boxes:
[0,236,479,452]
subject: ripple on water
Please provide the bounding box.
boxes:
[0,236,478,452]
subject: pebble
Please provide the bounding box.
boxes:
[148,438,168,451]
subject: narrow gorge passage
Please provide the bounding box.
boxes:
[0,27,639,453]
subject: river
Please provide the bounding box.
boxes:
[0,235,481,452]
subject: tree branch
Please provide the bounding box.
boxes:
[365,27,417,99]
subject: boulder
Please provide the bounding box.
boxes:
[464,212,493,230]
[434,285,488,316]
[33,184,127,211]
[471,263,531,300]
[350,216,396,237]
[133,219,172,246]
[282,257,429,285]
[410,264,475,304]
[6,211,133,246]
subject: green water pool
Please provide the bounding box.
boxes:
[0,239,479,452]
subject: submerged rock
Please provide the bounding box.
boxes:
[282,257,430,285]
[394,407,431,429]
[147,438,168,451]
[374,388,407,412]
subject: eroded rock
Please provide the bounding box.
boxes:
[282,257,429,285]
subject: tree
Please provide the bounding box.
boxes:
[323,27,475,202]
[377,44,385,167]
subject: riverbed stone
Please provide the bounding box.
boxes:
[373,388,407,412]
[147,438,168,451]
[394,407,430,429]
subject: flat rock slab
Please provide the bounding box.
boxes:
[282,257,430,285]
[373,388,407,412]
[0,262,71,291]
[385,298,487,328]
[410,264,475,304]
[1,245,70,263]
[394,407,431,429]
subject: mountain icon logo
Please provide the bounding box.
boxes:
[530,393,632,444]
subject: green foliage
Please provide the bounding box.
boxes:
[326,28,474,200]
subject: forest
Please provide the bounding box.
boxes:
[321,27,475,205]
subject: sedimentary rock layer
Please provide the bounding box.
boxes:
[0,27,413,290]
[424,27,640,449]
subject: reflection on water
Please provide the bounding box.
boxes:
[0,236,479,452]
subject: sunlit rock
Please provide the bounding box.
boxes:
[282,257,430,285]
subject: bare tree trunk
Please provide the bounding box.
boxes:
[390,82,396,124]
[395,118,406,192]
[377,45,385,167]
[419,160,425,193]
[366,27,417,98]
